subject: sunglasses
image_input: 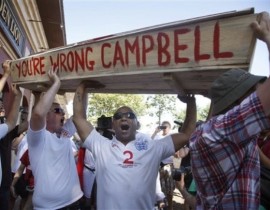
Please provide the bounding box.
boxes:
[52,107,65,115]
[113,112,136,120]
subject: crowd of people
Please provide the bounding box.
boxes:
[0,11,269,210]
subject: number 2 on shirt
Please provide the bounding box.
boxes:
[123,150,134,164]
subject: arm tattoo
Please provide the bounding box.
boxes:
[76,92,82,103]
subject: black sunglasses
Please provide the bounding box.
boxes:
[53,107,65,115]
[113,112,136,120]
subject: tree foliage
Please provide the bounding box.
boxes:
[173,102,210,124]
[197,103,210,121]
[146,94,177,125]
[85,93,210,130]
[87,93,146,125]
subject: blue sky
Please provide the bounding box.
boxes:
[63,0,270,129]
[63,0,269,76]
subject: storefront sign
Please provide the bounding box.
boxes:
[0,0,25,56]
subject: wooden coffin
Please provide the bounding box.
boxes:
[11,8,258,97]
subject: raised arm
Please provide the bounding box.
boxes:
[171,95,197,151]
[178,95,197,136]
[17,106,29,135]
[254,12,270,116]
[30,67,60,131]
[73,82,94,142]
[251,12,270,61]
[0,60,11,92]
[5,84,22,133]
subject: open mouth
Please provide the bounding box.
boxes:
[121,124,129,130]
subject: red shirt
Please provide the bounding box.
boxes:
[76,147,86,189]
[20,150,34,187]
[190,92,270,209]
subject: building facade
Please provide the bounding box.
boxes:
[0,0,66,117]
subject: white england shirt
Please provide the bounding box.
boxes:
[0,123,8,187]
[153,133,174,164]
[83,129,175,210]
[27,119,83,209]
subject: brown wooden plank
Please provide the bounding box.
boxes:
[10,9,257,96]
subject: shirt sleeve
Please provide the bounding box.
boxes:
[154,135,175,161]
[83,129,111,157]
[27,125,46,148]
[206,92,270,145]
[26,125,46,170]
